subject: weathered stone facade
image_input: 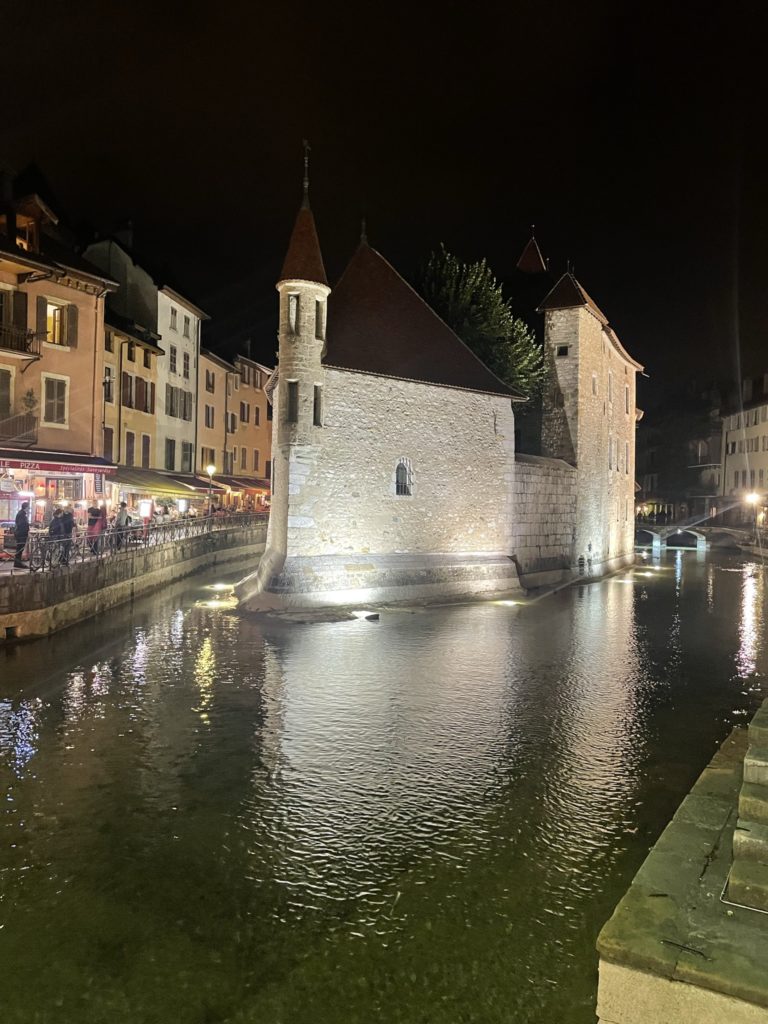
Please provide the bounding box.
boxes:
[512,454,577,585]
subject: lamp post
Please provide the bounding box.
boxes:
[206,463,216,519]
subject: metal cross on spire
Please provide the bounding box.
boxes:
[302,139,311,209]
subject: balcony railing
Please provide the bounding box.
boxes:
[0,412,37,446]
[0,323,41,356]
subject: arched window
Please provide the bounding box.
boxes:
[395,459,412,496]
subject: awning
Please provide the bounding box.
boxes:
[0,449,116,475]
[111,467,225,497]
[207,475,271,491]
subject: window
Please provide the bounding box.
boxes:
[205,404,214,429]
[315,300,325,340]
[165,438,176,471]
[104,366,114,403]
[183,315,190,338]
[181,441,193,473]
[143,349,151,369]
[254,406,260,426]
[395,459,412,496]
[734,471,739,488]
[253,449,259,472]
[241,447,247,470]
[625,441,629,474]
[742,470,748,488]
[42,375,67,425]
[183,352,190,379]
[313,384,323,426]
[122,373,134,409]
[46,302,63,344]
[761,469,765,488]
[556,344,569,357]
[625,385,630,414]
[240,401,249,423]
[286,380,299,423]
[169,346,177,373]
[592,373,597,396]
[227,411,237,434]
[750,469,756,487]
[103,426,114,462]
[288,294,299,333]
[240,363,251,386]
[201,446,216,468]
[608,436,613,470]
[125,431,135,467]
[265,459,271,480]
[126,342,135,363]
[205,369,215,393]
[608,372,613,404]
[170,307,178,331]
[105,332,114,353]
[141,435,150,469]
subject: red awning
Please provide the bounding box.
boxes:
[0,449,116,475]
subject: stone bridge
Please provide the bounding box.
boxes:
[636,516,752,553]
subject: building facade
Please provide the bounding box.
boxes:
[155,287,204,475]
[0,190,117,524]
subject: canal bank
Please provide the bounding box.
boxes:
[0,517,266,642]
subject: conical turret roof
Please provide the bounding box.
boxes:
[279,205,328,286]
[516,235,547,274]
[537,272,608,324]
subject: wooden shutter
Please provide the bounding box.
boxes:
[103,427,113,462]
[149,381,155,414]
[136,377,146,411]
[122,372,132,407]
[166,383,172,416]
[36,295,47,339]
[66,304,78,347]
[142,434,150,468]
[12,290,27,329]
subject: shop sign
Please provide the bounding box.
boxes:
[0,458,116,475]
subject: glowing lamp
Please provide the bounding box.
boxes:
[746,492,760,505]
[139,500,152,518]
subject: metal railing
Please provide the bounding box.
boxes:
[0,412,37,445]
[5,511,268,574]
[0,324,41,356]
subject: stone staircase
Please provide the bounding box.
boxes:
[731,702,768,911]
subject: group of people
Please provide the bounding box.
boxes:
[13,501,78,568]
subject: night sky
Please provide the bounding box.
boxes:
[4,3,765,407]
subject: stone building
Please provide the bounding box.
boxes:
[236,185,642,612]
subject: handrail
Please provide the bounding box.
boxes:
[6,511,268,575]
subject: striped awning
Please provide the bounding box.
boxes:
[112,467,225,497]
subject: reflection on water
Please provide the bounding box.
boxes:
[0,551,767,1024]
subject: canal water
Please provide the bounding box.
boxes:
[1,551,767,1023]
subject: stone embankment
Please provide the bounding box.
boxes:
[0,521,267,642]
[597,701,768,1024]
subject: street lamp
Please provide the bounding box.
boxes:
[206,463,216,518]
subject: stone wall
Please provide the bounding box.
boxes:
[512,454,577,583]
[284,367,516,557]
[0,521,267,641]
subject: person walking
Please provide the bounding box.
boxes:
[60,507,76,565]
[14,500,30,568]
[86,503,103,554]
[47,508,65,566]
[115,501,130,549]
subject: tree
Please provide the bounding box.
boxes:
[415,244,547,403]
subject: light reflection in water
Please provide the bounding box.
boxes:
[737,563,764,677]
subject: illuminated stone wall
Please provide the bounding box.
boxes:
[512,454,577,583]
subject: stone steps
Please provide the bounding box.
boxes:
[744,744,768,786]
[729,859,768,913]
[733,821,768,865]
[748,703,768,749]
[739,782,768,826]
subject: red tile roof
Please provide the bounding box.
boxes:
[279,206,328,286]
[325,243,520,398]
[537,272,608,324]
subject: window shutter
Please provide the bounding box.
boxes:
[149,382,155,414]
[136,377,146,411]
[166,383,172,416]
[66,303,78,348]
[12,290,27,330]
[36,296,47,339]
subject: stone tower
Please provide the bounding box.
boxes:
[235,169,330,607]
[539,273,643,576]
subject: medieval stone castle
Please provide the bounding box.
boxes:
[235,184,642,612]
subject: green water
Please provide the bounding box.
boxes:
[1,550,766,1023]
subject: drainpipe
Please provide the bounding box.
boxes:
[116,337,129,464]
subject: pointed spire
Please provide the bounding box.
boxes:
[301,139,311,210]
[279,142,328,285]
[516,227,547,274]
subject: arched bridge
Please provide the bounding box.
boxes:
[636,502,752,552]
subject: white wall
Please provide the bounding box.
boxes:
[155,291,200,473]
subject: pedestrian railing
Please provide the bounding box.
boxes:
[7,511,268,575]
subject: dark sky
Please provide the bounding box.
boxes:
[4,2,766,406]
